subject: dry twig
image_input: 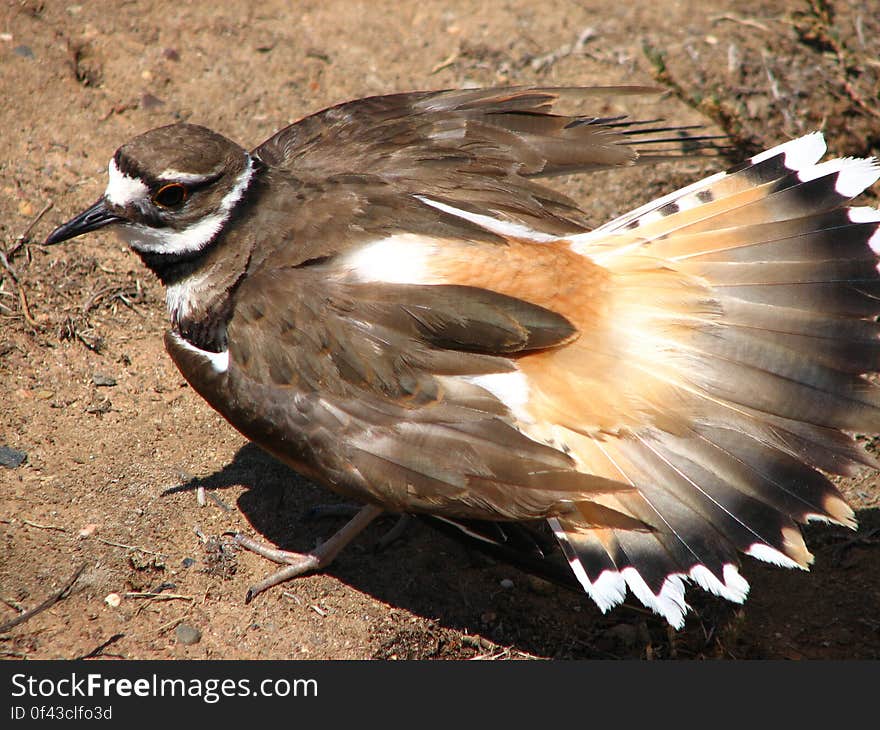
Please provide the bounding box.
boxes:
[94,536,167,557]
[124,592,194,602]
[0,564,87,633]
[22,518,68,533]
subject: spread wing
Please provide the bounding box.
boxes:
[252,86,717,236]
[205,268,642,529]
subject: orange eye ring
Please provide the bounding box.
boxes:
[153,183,188,208]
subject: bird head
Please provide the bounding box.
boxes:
[45,123,256,263]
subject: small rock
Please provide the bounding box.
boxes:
[140,93,164,110]
[499,578,514,590]
[78,523,99,538]
[175,623,202,645]
[92,373,117,387]
[162,47,179,61]
[0,445,27,469]
[13,45,33,59]
[18,200,34,217]
[181,557,196,568]
[104,593,122,608]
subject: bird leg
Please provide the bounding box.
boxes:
[305,504,413,550]
[375,514,413,551]
[235,503,384,603]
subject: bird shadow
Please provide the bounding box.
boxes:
[170,442,880,659]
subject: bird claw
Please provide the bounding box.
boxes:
[235,504,384,602]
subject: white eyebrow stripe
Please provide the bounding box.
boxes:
[105,158,149,207]
[157,170,220,184]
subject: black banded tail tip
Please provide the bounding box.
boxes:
[44,198,123,245]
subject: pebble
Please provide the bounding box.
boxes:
[13,45,33,59]
[104,593,121,608]
[140,93,165,110]
[499,578,514,590]
[181,557,196,568]
[175,623,202,645]
[92,373,117,387]
[0,445,27,469]
[78,523,99,538]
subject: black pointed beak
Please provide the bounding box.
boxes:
[44,198,124,245]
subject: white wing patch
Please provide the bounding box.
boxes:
[463,370,533,423]
[342,233,438,284]
[415,196,559,242]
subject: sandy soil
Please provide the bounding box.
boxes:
[2,0,879,660]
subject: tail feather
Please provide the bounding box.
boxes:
[715,281,880,317]
[686,257,878,285]
[628,434,810,565]
[543,132,880,625]
[719,321,880,374]
[654,213,880,263]
[698,399,880,476]
[681,328,880,431]
[584,132,828,238]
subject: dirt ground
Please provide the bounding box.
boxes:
[2,0,879,661]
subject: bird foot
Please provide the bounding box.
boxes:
[235,503,383,603]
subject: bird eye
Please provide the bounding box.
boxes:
[153,183,188,208]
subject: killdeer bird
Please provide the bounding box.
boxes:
[45,86,880,627]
